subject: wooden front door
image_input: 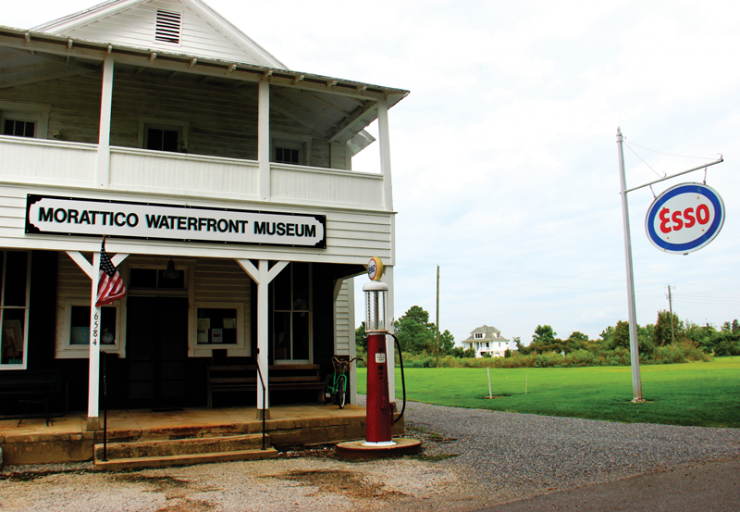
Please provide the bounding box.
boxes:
[126,297,188,409]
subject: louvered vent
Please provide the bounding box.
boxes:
[155,9,181,44]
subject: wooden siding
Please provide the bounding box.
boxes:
[62,0,273,66]
[271,165,383,209]
[334,279,353,356]
[0,136,96,187]
[109,148,259,200]
[0,185,393,265]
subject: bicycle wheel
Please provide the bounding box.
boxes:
[323,374,334,403]
[336,374,347,409]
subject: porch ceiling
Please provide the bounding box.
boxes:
[0,26,407,146]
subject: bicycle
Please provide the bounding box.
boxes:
[324,356,357,409]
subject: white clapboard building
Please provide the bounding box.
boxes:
[0,0,406,431]
[462,326,510,358]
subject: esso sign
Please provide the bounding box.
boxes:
[645,183,725,254]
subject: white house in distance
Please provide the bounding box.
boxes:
[0,0,406,435]
[462,325,510,357]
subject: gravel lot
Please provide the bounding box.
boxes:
[1,400,739,511]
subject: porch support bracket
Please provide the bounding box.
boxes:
[236,259,289,418]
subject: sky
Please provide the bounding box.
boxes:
[6,0,740,347]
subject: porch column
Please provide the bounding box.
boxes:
[66,250,128,431]
[258,80,270,201]
[97,56,114,189]
[236,259,289,419]
[377,98,393,211]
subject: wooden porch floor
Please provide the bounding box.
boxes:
[0,404,401,466]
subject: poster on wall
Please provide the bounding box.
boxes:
[25,195,326,248]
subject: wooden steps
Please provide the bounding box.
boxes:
[93,433,277,470]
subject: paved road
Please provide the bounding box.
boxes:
[476,459,740,512]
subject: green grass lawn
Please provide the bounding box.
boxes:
[356,357,740,428]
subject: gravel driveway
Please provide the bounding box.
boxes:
[1,400,738,511]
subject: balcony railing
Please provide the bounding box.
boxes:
[0,136,386,210]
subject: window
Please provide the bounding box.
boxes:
[61,299,122,357]
[0,101,49,139]
[474,333,483,339]
[138,118,188,153]
[271,262,311,362]
[129,267,185,290]
[271,134,311,166]
[275,147,299,164]
[0,252,30,369]
[3,119,35,138]
[195,302,245,347]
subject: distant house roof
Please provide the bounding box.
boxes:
[463,325,509,342]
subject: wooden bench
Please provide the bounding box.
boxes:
[0,372,68,425]
[206,364,325,408]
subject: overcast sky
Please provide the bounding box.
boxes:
[6,0,740,346]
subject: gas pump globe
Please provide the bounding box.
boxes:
[363,281,389,333]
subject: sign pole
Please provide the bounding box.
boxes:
[617,128,643,402]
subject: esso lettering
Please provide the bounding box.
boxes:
[659,205,710,233]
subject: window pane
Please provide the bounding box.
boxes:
[147,128,163,150]
[274,311,290,359]
[101,307,117,345]
[70,305,90,345]
[129,268,157,288]
[273,266,291,311]
[3,120,13,135]
[157,269,184,289]
[1,309,24,365]
[293,312,309,360]
[4,252,27,306]
[293,263,309,311]
[162,129,178,152]
[289,149,299,164]
[24,121,35,137]
[14,121,24,136]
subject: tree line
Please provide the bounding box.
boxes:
[355,305,740,368]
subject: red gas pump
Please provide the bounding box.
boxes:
[336,258,421,458]
[363,280,394,445]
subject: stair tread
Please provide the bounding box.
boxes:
[94,447,278,468]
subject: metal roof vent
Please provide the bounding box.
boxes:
[155,9,181,44]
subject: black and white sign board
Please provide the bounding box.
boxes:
[25,195,326,248]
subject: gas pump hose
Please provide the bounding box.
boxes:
[389,333,406,425]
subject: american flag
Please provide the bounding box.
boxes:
[95,239,126,307]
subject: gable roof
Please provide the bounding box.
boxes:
[32,0,286,68]
[463,325,509,342]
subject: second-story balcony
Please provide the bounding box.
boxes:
[0,26,407,213]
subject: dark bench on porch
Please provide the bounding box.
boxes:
[0,372,68,426]
[206,364,325,408]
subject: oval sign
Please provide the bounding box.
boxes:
[645,182,725,254]
[368,257,384,281]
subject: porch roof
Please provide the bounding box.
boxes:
[0,25,409,147]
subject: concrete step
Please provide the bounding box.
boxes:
[94,447,278,470]
[93,433,276,469]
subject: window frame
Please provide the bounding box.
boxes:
[193,301,246,350]
[138,117,189,153]
[271,262,312,364]
[271,133,312,167]
[0,251,31,370]
[60,298,123,358]
[0,100,50,139]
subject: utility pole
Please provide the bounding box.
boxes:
[436,265,440,367]
[667,285,675,345]
[617,128,643,402]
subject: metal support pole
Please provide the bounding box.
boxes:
[617,128,643,401]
